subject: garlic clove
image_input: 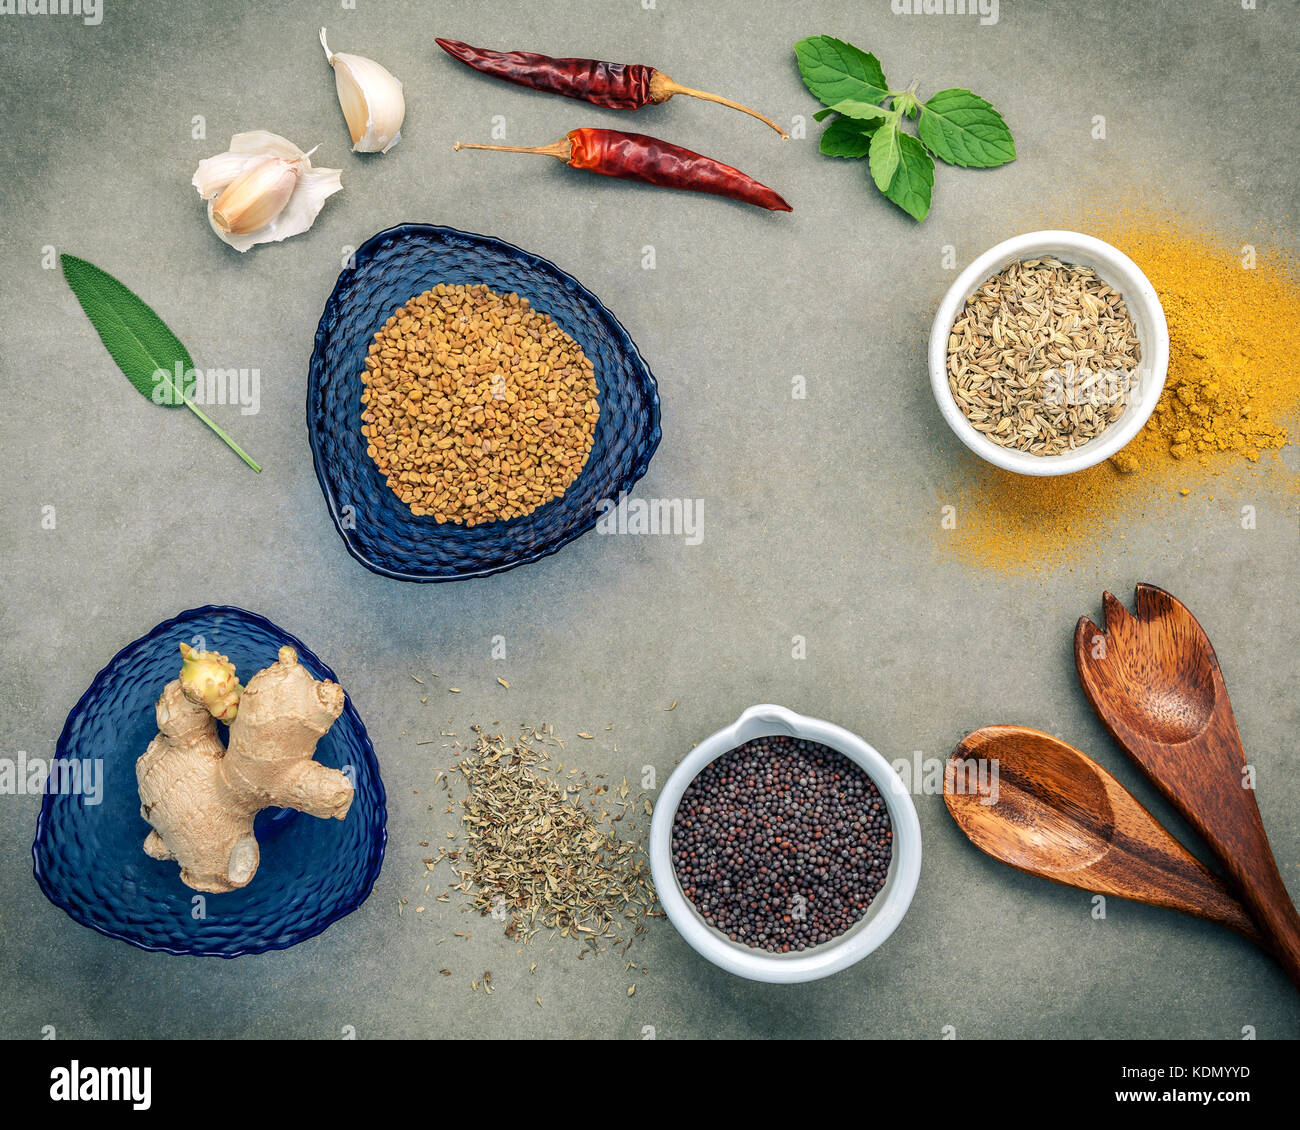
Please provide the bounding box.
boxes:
[211,156,299,234]
[192,130,308,198]
[192,132,342,252]
[320,27,405,154]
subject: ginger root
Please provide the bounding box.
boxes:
[179,643,241,722]
[136,644,354,893]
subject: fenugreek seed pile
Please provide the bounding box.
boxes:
[360,283,598,526]
[947,258,1142,455]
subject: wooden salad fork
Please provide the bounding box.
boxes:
[1074,583,1300,988]
[945,725,1261,944]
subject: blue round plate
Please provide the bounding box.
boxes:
[32,607,387,958]
[307,223,662,581]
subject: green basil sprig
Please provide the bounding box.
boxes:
[795,35,1016,221]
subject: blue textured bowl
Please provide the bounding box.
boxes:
[308,223,662,581]
[32,607,387,958]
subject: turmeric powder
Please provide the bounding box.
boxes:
[940,213,1299,571]
[1103,217,1295,470]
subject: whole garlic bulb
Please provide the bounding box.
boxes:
[192,132,342,252]
[320,28,405,154]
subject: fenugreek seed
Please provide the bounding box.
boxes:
[359,282,598,524]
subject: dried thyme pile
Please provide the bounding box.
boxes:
[433,728,658,955]
[946,257,1142,454]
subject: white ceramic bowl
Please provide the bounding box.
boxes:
[928,230,1169,476]
[650,705,921,983]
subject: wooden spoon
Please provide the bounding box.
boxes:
[944,725,1262,944]
[1075,583,1300,987]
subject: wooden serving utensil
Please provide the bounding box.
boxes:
[944,725,1262,944]
[1075,583,1300,987]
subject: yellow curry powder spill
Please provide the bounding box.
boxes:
[940,214,1300,571]
[1110,220,1294,468]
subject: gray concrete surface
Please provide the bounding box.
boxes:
[2,0,1298,1039]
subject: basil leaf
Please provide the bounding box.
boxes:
[881,133,935,221]
[794,36,890,110]
[869,119,901,193]
[61,254,261,471]
[812,107,836,122]
[821,98,893,123]
[819,116,881,159]
[893,92,920,119]
[916,88,1017,168]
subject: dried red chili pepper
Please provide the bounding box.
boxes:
[454,128,792,212]
[436,39,789,139]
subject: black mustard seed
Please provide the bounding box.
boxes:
[670,736,894,953]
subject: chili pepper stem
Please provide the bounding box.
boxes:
[453,139,573,159]
[651,75,790,139]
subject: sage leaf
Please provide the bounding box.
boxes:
[869,119,901,193]
[916,88,1016,167]
[794,36,890,110]
[882,133,935,222]
[819,116,881,159]
[61,253,194,400]
[60,254,261,472]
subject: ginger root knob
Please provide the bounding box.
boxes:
[179,642,241,723]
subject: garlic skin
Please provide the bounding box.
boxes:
[320,28,405,154]
[192,132,342,252]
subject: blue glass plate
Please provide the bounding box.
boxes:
[307,223,662,581]
[32,607,387,957]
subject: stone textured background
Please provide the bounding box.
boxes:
[1,0,1296,1038]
